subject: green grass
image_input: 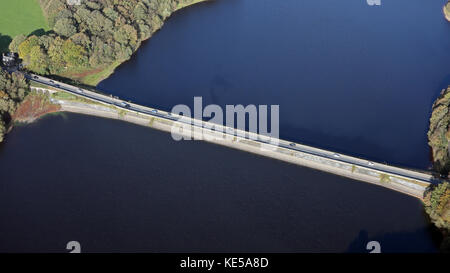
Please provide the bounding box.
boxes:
[176,0,209,11]
[379,173,391,184]
[0,0,49,52]
[51,91,101,105]
[81,60,122,86]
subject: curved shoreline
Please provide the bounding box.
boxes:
[28,81,433,200]
[444,2,450,22]
[81,0,211,86]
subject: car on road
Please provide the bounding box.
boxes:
[367,161,375,167]
[77,88,84,94]
[50,80,54,83]
[33,76,39,79]
[289,143,296,147]
[55,84,60,88]
[333,153,340,158]
[118,102,130,108]
[151,109,158,113]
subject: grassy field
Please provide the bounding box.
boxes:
[0,0,48,52]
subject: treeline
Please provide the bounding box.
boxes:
[11,0,203,82]
[428,86,450,251]
[0,71,29,142]
[428,87,450,175]
[0,0,203,142]
[424,182,450,251]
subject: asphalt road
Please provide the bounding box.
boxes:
[26,73,435,184]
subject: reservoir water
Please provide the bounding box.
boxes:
[100,0,450,169]
[0,114,438,252]
[1,0,449,252]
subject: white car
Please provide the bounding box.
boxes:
[368,161,375,167]
[119,102,130,108]
[333,153,340,158]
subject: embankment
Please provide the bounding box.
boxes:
[37,88,432,200]
[13,90,61,123]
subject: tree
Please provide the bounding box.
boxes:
[18,36,40,59]
[9,34,27,52]
[0,70,30,143]
[48,37,65,73]
[134,3,148,21]
[113,24,138,47]
[27,46,49,74]
[0,118,6,143]
[54,18,77,37]
[62,40,88,67]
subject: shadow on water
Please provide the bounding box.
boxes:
[209,75,234,104]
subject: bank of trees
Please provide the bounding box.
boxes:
[428,87,450,175]
[1,0,201,142]
[0,71,29,142]
[424,182,450,251]
[12,0,202,79]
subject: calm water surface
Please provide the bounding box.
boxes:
[0,114,438,252]
[1,0,448,252]
[100,0,450,169]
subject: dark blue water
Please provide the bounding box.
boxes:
[99,0,450,169]
[0,0,447,252]
[0,114,438,252]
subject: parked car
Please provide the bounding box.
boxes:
[289,143,296,147]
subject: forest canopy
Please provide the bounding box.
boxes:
[11,0,203,84]
[0,0,204,142]
[0,71,29,142]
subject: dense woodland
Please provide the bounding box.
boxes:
[424,182,450,251]
[11,0,200,76]
[428,88,450,252]
[0,71,29,142]
[426,1,450,249]
[428,87,450,175]
[0,0,201,142]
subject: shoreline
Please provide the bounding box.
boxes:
[69,0,211,86]
[175,0,211,11]
[444,2,450,22]
[58,102,431,200]
[26,83,432,200]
